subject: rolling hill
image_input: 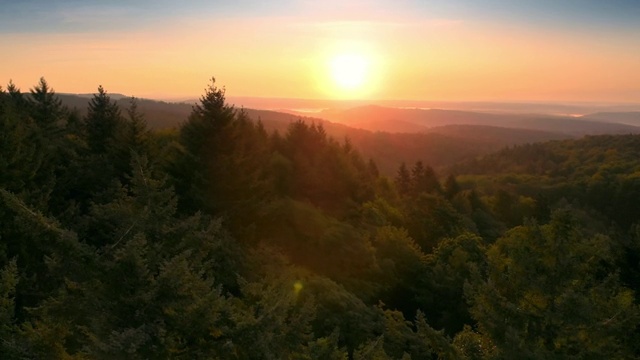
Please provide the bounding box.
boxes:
[313,105,640,135]
[581,112,640,126]
[58,94,637,176]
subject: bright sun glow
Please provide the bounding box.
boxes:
[330,53,369,91]
[316,41,383,99]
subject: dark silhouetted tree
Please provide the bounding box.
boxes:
[395,162,411,196]
[411,161,441,195]
[444,174,461,199]
[28,77,65,132]
[85,85,122,154]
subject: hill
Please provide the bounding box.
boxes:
[451,134,640,229]
[582,112,640,126]
[59,94,194,129]
[59,94,640,177]
[223,96,640,115]
[4,82,640,358]
[315,105,640,135]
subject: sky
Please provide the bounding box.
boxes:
[1,0,639,102]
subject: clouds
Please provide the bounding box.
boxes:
[0,0,456,34]
[1,1,147,33]
[0,0,221,34]
[5,0,638,36]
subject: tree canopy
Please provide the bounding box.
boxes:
[1,78,639,359]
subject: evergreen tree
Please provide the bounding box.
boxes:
[0,260,23,358]
[395,163,411,196]
[0,96,41,196]
[367,159,380,178]
[171,77,238,214]
[404,194,464,251]
[85,85,122,154]
[467,209,640,358]
[6,81,28,110]
[28,77,65,132]
[27,77,66,210]
[0,84,53,209]
[23,156,245,358]
[124,97,149,156]
[61,85,130,213]
[444,174,461,200]
[421,233,487,334]
[411,161,441,195]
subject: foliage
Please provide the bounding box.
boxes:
[1,78,639,359]
[467,210,640,358]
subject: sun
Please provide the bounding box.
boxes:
[316,43,382,99]
[329,53,370,93]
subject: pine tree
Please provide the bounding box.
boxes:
[444,174,461,199]
[0,85,53,208]
[367,159,379,178]
[171,78,272,230]
[467,209,640,358]
[124,97,149,155]
[85,85,122,154]
[404,194,463,251]
[6,81,28,110]
[28,77,65,131]
[23,155,246,358]
[411,161,441,195]
[0,260,22,358]
[0,96,40,195]
[395,163,411,196]
[26,78,66,210]
[171,78,236,214]
[66,85,130,210]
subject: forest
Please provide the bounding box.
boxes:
[1,77,639,359]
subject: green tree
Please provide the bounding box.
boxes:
[411,161,441,195]
[444,175,461,200]
[172,78,271,227]
[421,233,487,334]
[6,81,28,109]
[85,85,123,154]
[372,226,427,315]
[404,194,463,252]
[0,260,25,358]
[26,77,66,210]
[28,77,65,132]
[23,156,246,358]
[395,163,411,196]
[0,93,42,199]
[123,97,150,157]
[467,209,640,359]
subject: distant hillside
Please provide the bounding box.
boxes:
[448,134,640,232]
[339,117,429,133]
[74,93,129,100]
[224,96,640,115]
[582,112,640,126]
[316,105,640,136]
[206,109,574,175]
[452,134,640,178]
[60,94,640,136]
[424,124,570,143]
[53,94,604,176]
[345,125,574,175]
[60,94,193,129]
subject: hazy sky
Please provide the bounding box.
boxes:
[1,0,639,102]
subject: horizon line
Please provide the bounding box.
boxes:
[55,92,640,107]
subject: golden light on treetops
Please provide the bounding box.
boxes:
[293,281,303,296]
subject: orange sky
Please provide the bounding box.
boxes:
[1,1,639,102]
